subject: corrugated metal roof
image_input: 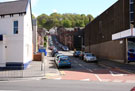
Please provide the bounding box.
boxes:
[0,0,28,15]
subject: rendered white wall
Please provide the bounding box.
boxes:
[23,3,33,64]
[0,2,33,66]
[0,41,5,67]
[0,14,24,64]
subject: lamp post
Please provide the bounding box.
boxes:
[78,35,84,51]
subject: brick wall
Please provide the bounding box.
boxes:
[90,39,126,63]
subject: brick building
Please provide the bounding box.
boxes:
[57,27,85,50]
[37,28,47,49]
[84,0,135,63]
[73,28,84,50]
[57,27,75,49]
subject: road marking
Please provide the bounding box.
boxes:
[98,63,112,69]
[86,69,93,72]
[125,80,135,83]
[95,74,102,82]
[102,79,111,82]
[74,61,78,64]
[112,80,123,83]
[79,64,93,72]
[54,78,61,80]
[109,71,124,76]
[79,64,83,67]
[45,73,60,77]
[80,79,90,81]
[60,71,66,75]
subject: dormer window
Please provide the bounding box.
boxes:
[13,21,18,34]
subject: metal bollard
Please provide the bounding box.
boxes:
[41,53,45,71]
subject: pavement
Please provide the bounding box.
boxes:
[0,37,60,81]
[1,36,135,83]
[44,49,61,79]
[0,61,45,81]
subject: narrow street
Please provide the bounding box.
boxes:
[45,50,135,83]
[44,36,135,84]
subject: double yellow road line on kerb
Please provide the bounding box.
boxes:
[60,71,66,75]
[44,71,65,79]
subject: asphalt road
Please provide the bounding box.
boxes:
[49,35,135,83]
[0,79,134,91]
[0,36,134,91]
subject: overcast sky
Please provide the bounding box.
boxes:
[0,0,118,17]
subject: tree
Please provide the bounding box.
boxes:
[62,19,72,28]
[37,14,49,28]
[32,14,35,19]
[37,13,94,29]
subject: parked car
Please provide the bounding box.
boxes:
[62,46,69,51]
[128,49,135,63]
[131,86,135,91]
[55,56,71,68]
[51,48,58,57]
[54,53,64,61]
[48,46,54,50]
[58,44,63,48]
[73,51,81,57]
[83,53,97,62]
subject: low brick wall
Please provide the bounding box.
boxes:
[33,53,42,61]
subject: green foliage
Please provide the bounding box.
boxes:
[32,14,35,19]
[44,42,47,48]
[37,13,94,30]
[44,36,47,48]
[62,19,72,28]
[44,36,47,41]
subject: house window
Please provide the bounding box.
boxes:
[130,4,134,12]
[130,0,134,3]
[130,12,134,22]
[130,0,134,24]
[13,21,18,34]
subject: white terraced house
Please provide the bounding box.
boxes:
[0,0,33,69]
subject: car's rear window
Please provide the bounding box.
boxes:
[60,57,69,61]
[86,53,92,56]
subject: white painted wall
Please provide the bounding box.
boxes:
[23,3,33,64]
[0,1,33,67]
[0,40,6,67]
[0,14,24,65]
